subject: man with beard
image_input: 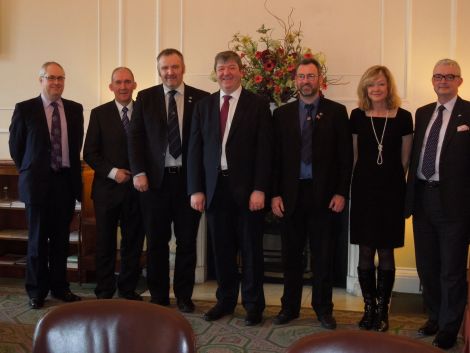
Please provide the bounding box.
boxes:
[271,58,353,329]
[128,49,209,312]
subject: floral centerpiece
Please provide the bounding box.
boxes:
[228,6,332,107]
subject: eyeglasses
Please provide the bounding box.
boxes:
[42,75,65,82]
[432,74,460,82]
[296,74,319,80]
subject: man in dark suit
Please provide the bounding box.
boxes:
[84,67,145,300]
[405,58,470,350]
[128,49,209,312]
[271,58,353,329]
[9,61,84,309]
[188,50,272,326]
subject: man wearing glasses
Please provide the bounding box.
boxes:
[271,58,353,329]
[405,58,470,349]
[9,62,84,309]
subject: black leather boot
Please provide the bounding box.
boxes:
[374,268,395,332]
[357,267,377,330]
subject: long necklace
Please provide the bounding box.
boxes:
[369,110,388,165]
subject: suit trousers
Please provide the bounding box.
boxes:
[206,174,266,313]
[25,169,75,299]
[140,170,201,302]
[412,182,469,336]
[280,179,336,317]
[94,185,145,298]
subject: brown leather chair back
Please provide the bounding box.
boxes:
[32,299,196,353]
[287,330,442,353]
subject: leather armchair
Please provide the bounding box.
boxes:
[32,299,195,353]
[287,330,442,353]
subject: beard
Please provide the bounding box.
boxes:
[298,83,319,98]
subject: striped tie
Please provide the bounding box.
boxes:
[122,106,130,133]
[167,90,182,159]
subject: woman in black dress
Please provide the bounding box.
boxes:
[350,66,413,332]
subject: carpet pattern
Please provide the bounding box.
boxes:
[0,280,464,353]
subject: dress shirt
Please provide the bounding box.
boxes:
[417,95,457,181]
[41,94,70,168]
[220,85,242,170]
[298,97,319,179]
[108,100,134,180]
[163,84,185,167]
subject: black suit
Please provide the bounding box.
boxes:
[83,100,145,298]
[272,98,353,316]
[128,84,209,303]
[405,96,470,336]
[9,95,84,300]
[187,89,272,313]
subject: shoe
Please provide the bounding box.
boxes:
[29,298,44,309]
[150,297,170,306]
[52,290,81,302]
[318,314,337,330]
[245,311,263,326]
[273,309,299,325]
[203,304,234,321]
[418,320,439,336]
[177,299,195,313]
[432,331,456,349]
[118,292,143,301]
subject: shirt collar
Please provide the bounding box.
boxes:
[115,100,133,112]
[220,85,242,100]
[41,93,63,109]
[299,96,320,111]
[437,95,457,113]
[163,83,185,96]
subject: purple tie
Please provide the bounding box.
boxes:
[50,102,62,171]
[421,105,445,179]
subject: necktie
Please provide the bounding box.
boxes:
[50,101,62,171]
[167,90,182,159]
[122,106,130,133]
[220,95,231,141]
[421,105,446,179]
[301,104,315,164]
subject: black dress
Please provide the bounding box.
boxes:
[350,108,413,248]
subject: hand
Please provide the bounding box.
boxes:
[115,169,131,184]
[191,192,206,212]
[329,194,345,213]
[249,190,265,211]
[133,175,149,192]
[271,196,285,218]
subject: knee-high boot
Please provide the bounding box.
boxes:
[357,267,377,330]
[374,268,395,332]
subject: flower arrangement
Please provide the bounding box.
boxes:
[228,5,330,107]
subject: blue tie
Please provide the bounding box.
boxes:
[301,104,315,164]
[421,105,445,179]
[167,90,182,159]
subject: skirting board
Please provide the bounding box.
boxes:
[347,267,421,296]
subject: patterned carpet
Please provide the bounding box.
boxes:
[0,279,464,353]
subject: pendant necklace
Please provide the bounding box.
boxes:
[369,110,388,165]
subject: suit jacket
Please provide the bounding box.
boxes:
[405,96,470,219]
[128,84,209,188]
[187,88,273,208]
[272,97,353,215]
[9,95,84,204]
[83,100,133,207]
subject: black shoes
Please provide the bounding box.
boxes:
[432,331,456,349]
[273,310,299,325]
[203,304,234,321]
[245,312,263,326]
[118,291,143,301]
[418,319,439,336]
[51,290,81,302]
[177,299,196,313]
[318,313,337,330]
[29,298,44,309]
[150,297,170,306]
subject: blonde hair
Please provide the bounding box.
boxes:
[357,65,401,111]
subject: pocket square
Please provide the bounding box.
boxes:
[457,124,470,132]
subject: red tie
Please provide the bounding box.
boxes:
[220,95,231,141]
